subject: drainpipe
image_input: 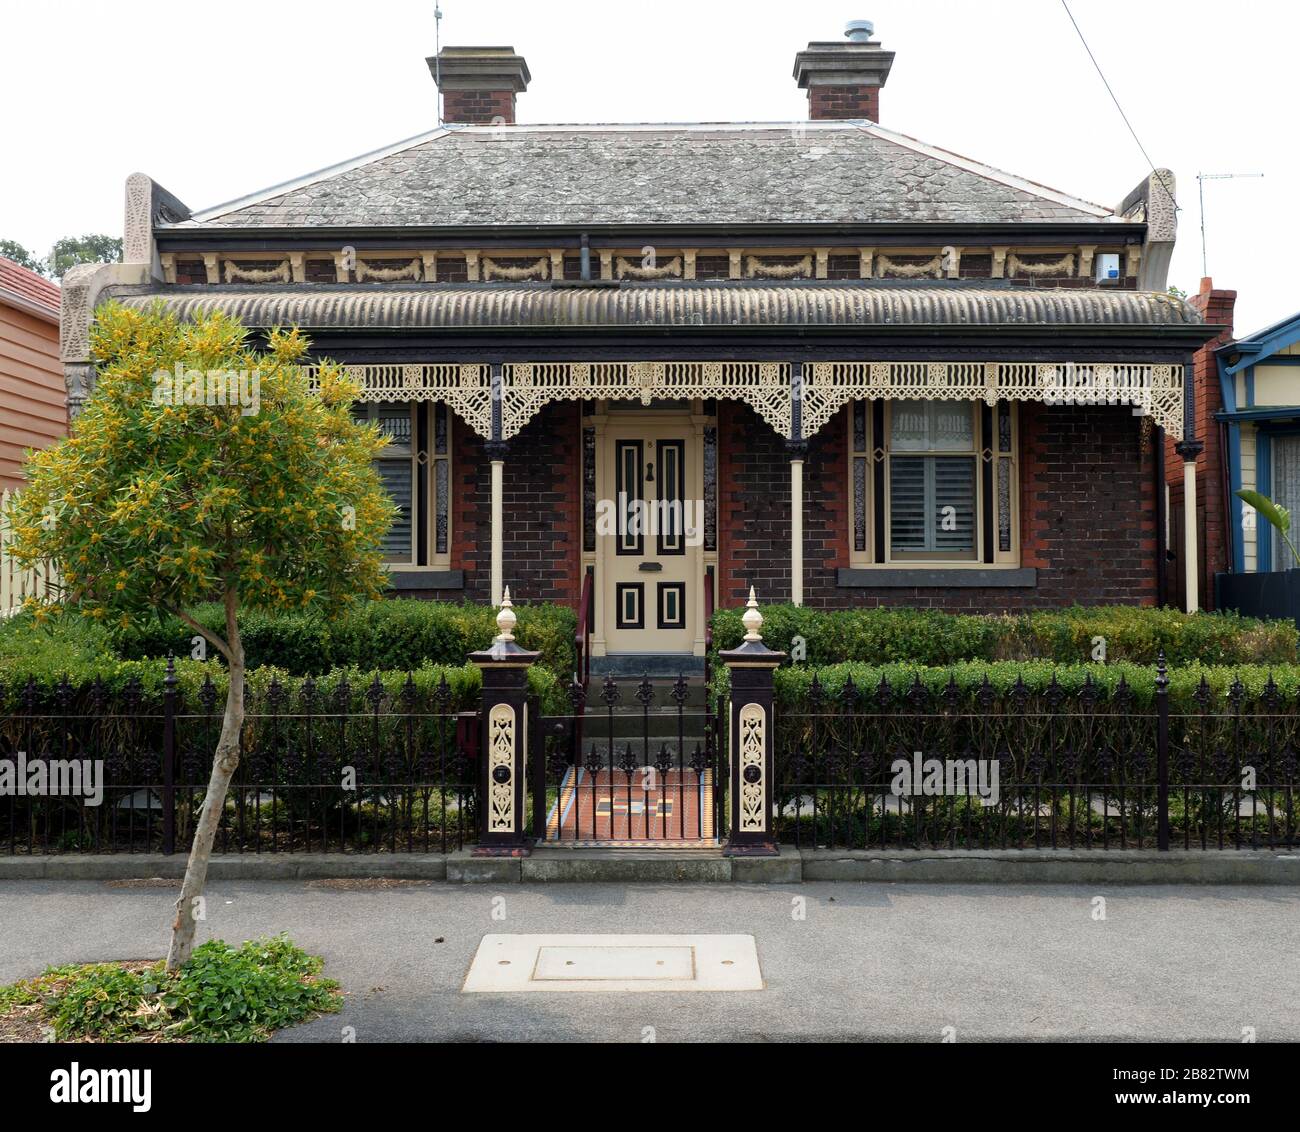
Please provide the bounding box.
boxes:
[1219,417,1234,585]
[580,234,591,281]
[1174,353,1204,613]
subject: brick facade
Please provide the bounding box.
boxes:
[807,84,880,121]
[442,88,516,125]
[718,400,1157,611]
[1165,277,1237,610]
[449,402,581,606]
[403,395,1162,614]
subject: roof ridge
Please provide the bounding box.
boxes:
[186,127,452,225]
[856,122,1115,219]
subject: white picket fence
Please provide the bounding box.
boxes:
[0,488,61,615]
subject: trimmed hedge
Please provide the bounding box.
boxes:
[709,657,1300,715]
[0,614,568,715]
[109,599,578,677]
[773,660,1300,711]
[709,605,1298,668]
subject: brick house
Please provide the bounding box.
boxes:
[59,25,1218,669]
[0,256,63,491]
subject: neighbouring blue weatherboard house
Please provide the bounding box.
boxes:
[1220,310,1300,572]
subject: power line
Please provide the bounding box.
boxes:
[1059,0,1179,213]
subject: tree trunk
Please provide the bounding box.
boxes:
[166,590,243,972]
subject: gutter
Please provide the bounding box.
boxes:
[0,287,59,325]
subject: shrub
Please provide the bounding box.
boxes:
[709,604,1298,667]
[713,658,1300,719]
[0,612,569,715]
[110,599,578,677]
[6,935,341,1042]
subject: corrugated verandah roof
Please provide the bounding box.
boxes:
[167,121,1120,231]
[110,282,1199,330]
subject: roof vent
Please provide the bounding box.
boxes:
[845,20,874,43]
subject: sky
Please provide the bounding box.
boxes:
[1,0,1293,335]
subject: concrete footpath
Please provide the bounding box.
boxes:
[3,847,1300,885]
[1,879,1297,1042]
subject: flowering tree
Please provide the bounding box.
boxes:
[5,303,393,969]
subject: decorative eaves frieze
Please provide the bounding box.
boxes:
[300,359,1185,441]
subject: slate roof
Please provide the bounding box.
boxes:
[109,281,1199,331]
[0,256,60,321]
[172,122,1119,232]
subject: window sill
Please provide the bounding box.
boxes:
[837,567,1037,589]
[386,569,464,591]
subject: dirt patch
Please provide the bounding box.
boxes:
[306,878,434,891]
[103,878,181,889]
[0,961,160,1044]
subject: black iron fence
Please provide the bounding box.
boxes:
[775,669,1300,851]
[0,670,476,855]
[7,663,1300,855]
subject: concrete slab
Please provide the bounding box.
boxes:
[462,933,762,993]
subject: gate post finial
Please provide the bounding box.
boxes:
[721,589,786,857]
[470,589,539,857]
[496,586,516,641]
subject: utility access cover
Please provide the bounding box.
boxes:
[462,934,762,993]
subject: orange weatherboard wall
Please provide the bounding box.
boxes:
[0,256,64,490]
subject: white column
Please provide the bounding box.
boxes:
[1183,458,1198,613]
[490,458,504,607]
[790,457,804,606]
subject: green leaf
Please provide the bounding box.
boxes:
[1236,489,1290,535]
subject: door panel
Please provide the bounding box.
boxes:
[601,419,698,654]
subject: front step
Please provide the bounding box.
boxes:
[590,653,705,678]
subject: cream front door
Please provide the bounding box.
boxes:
[598,417,700,654]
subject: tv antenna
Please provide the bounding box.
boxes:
[434,3,444,125]
[1198,171,1263,278]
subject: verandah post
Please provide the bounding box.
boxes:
[469,589,539,856]
[722,588,786,857]
[1156,649,1170,851]
[162,654,177,856]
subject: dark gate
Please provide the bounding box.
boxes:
[531,676,726,846]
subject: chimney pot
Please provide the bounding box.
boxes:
[845,19,874,42]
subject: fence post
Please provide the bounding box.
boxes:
[469,589,539,856]
[162,654,177,856]
[1156,649,1170,852]
[722,588,786,857]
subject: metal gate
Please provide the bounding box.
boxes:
[530,676,726,847]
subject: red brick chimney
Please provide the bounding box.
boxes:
[793,20,894,121]
[428,46,531,125]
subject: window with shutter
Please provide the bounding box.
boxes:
[848,398,1018,568]
[353,403,454,568]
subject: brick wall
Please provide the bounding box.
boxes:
[442,89,516,125]
[717,400,1157,611]
[1166,277,1236,609]
[444,402,581,606]
[807,84,880,121]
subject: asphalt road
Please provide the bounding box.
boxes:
[1,880,1297,1042]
